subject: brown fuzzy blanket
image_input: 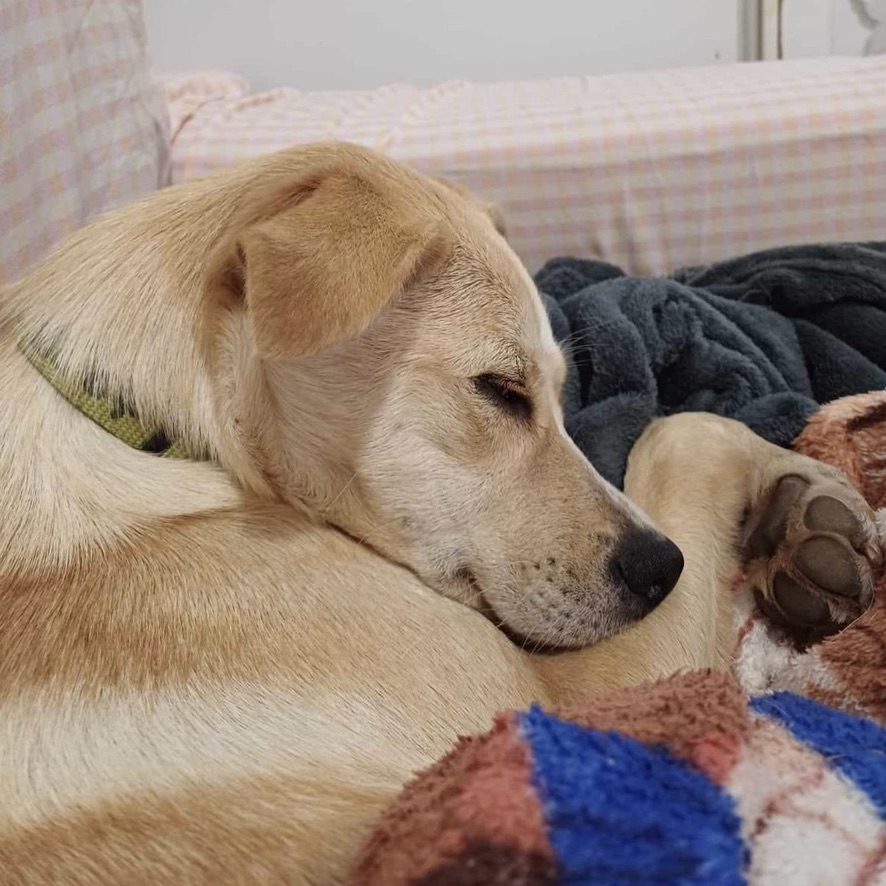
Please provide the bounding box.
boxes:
[348,393,886,886]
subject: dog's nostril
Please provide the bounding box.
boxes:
[612,530,684,605]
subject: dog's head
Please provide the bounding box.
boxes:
[207,144,683,650]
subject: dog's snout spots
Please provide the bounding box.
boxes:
[611,529,684,606]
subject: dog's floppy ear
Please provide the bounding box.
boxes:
[211,153,450,359]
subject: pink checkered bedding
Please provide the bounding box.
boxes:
[0,1,169,284]
[163,58,886,275]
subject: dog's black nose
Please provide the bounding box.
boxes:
[612,530,684,605]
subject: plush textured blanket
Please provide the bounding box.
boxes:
[349,392,886,886]
[539,244,886,487]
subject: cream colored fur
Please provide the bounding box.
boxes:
[0,143,874,884]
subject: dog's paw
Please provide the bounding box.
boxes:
[741,469,884,642]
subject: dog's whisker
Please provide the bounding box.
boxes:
[556,328,586,348]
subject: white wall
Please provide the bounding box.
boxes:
[144,1,745,92]
[761,0,884,58]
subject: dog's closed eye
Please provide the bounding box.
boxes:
[472,373,532,420]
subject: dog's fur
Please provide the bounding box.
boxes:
[0,143,880,884]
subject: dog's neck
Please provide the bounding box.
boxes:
[2,182,226,453]
[0,181,372,576]
[0,331,243,579]
[0,184,261,576]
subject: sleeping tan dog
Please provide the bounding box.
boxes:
[0,143,882,884]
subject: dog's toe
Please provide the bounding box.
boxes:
[744,474,807,560]
[804,494,869,547]
[792,535,861,597]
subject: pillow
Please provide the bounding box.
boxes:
[0,0,169,283]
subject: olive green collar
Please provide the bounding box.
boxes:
[22,342,201,460]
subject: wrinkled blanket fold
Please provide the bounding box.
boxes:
[539,243,886,487]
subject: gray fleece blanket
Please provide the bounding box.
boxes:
[538,243,886,488]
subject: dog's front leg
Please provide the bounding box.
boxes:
[537,412,884,706]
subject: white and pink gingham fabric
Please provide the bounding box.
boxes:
[164,57,886,274]
[0,0,169,284]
